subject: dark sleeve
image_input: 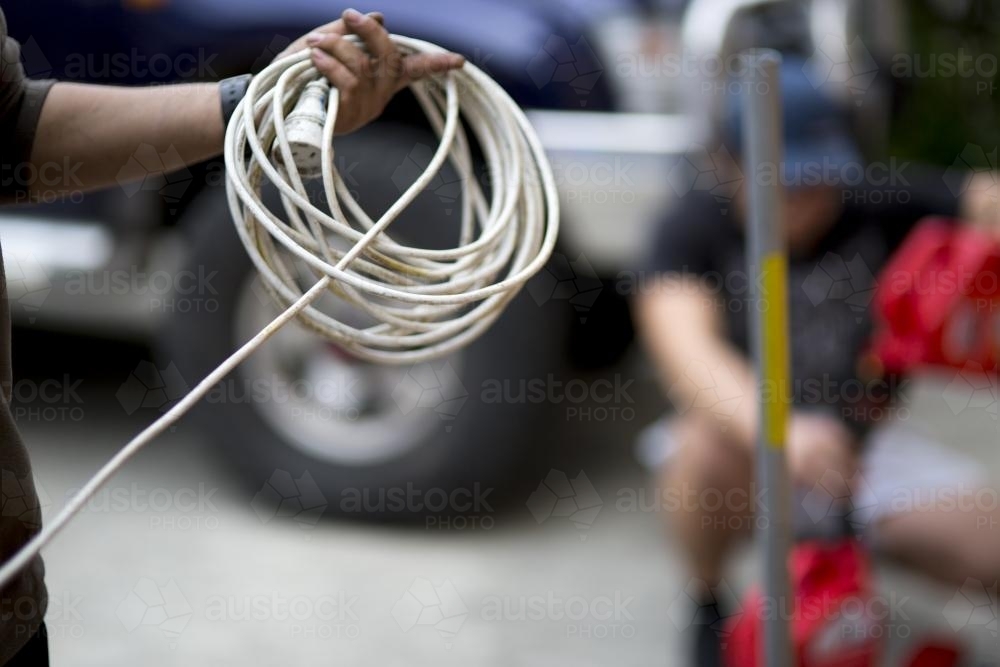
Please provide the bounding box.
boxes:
[0,9,57,203]
[643,192,729,277]
[843,163,963,247]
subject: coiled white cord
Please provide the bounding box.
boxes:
[231,35,559,362]
[0,36,558,588]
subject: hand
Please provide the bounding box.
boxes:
[962,172,999,238]
[786,412,859,493]
[282,8,465,135]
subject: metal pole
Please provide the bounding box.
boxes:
[743,49,792,667]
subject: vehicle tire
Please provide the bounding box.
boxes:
[156,119,569,521]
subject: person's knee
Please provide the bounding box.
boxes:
[964,516,1000,585]
[876,505,1000,587]
[662,415,752,502]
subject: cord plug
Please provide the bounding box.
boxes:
[277,79,330,179]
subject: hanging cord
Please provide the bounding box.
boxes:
[0,35,559,588]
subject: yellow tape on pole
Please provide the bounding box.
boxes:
[762,253,790,448]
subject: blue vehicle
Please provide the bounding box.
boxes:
[1,0,642,518]
[2,0,892,518]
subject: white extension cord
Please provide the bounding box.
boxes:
[0,36,558,589]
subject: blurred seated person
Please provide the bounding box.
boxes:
[633,58,999,665]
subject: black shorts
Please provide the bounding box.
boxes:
[7,623,47,667]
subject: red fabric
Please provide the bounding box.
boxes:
[870,218,1000,374]
[724,539,881,667]
[724,539,967,667]
[904,645,961,667]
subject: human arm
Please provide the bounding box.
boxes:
[636,278,860,489]
[634,277,760,448]
[20,9,463,198]
[960,171,998,236]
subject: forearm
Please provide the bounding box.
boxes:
[29,81,224,195]
[635,284,759,447]
[657,336,759,448]
[961,171,999,233]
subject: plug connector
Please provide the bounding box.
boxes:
[275,79,330,179]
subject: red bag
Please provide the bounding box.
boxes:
[724,539,882,667]
[724,538,965,667]
[870,218,1000,374]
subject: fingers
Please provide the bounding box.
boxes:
[294,9,465,134]
[284,12,383,58]
[309,34,369,77]
[311,49,359,94]
[395,53,465,91]
[310,11,384,39]
[342,8,395,61]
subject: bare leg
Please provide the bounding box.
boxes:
[661,415,756,585]
[875,494,1000,588]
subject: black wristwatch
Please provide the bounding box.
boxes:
[219,74,253,126]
